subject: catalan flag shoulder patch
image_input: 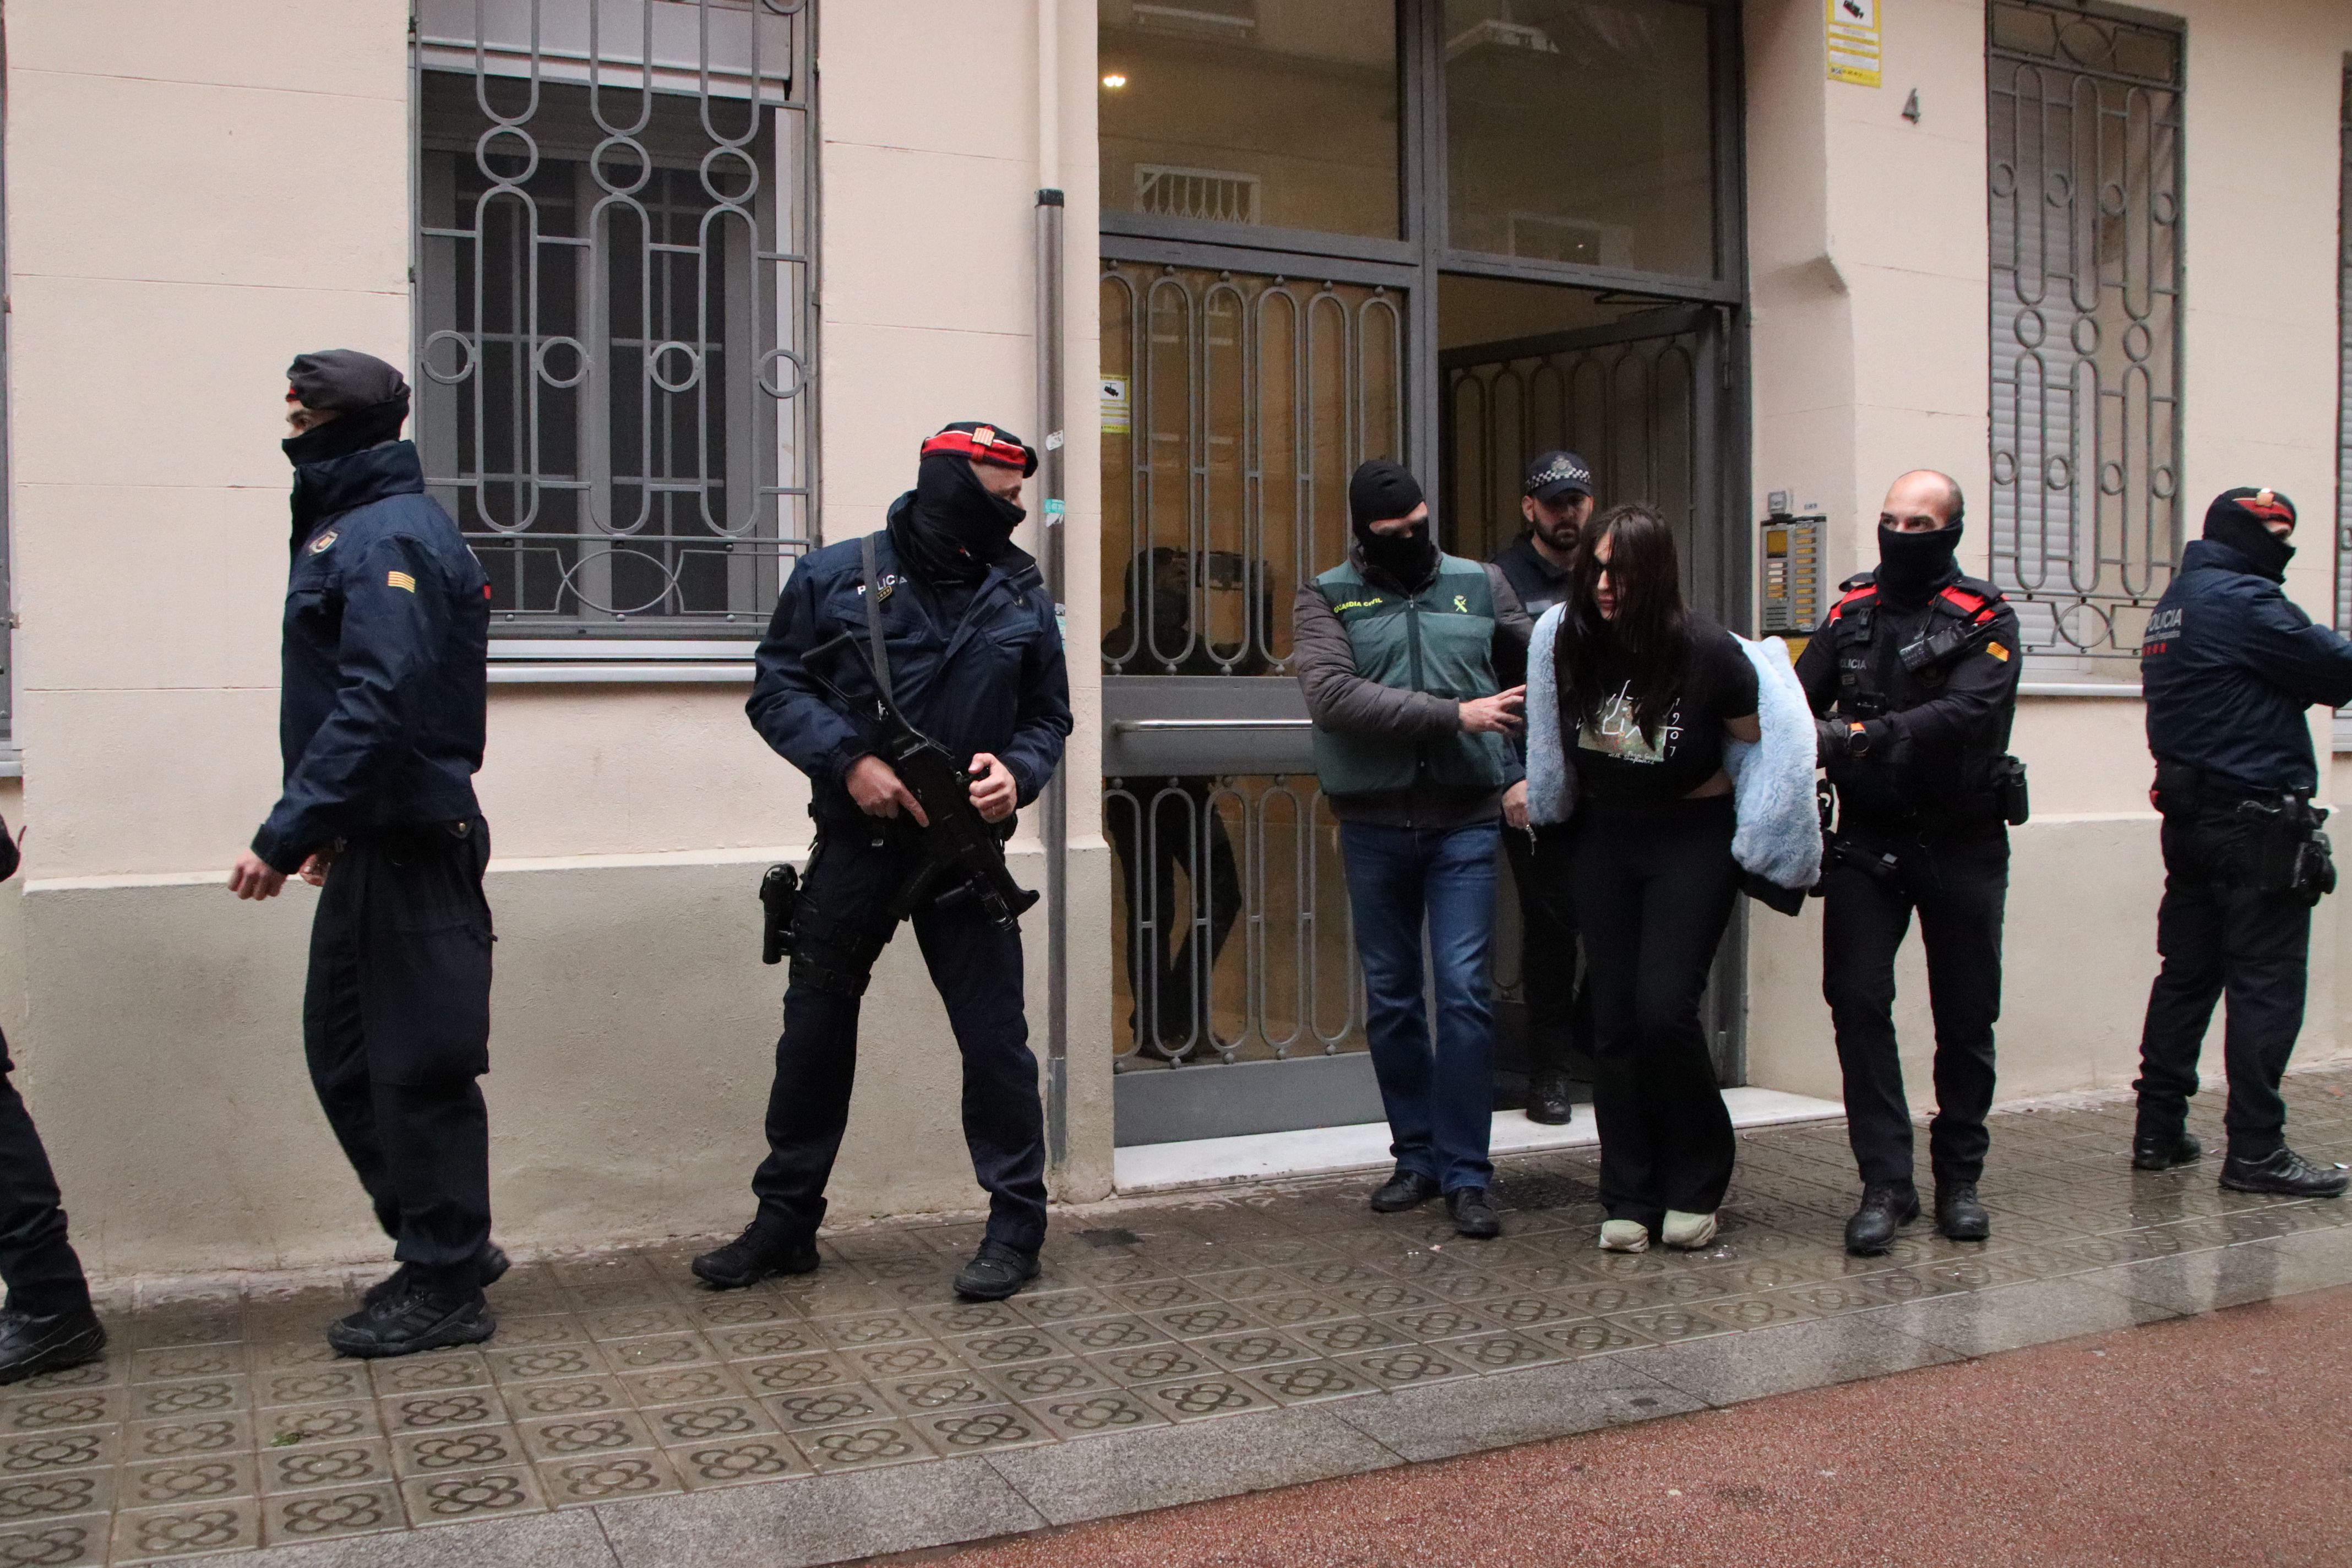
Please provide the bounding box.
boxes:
[386,570,417,593]
[1986,641,2010,662]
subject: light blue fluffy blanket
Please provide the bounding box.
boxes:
[1524,606,1822,891]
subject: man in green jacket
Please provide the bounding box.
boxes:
[1295,460,1532,1238]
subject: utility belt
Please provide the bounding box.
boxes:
[1811,768,2026,891]
[2150,760,2337,904]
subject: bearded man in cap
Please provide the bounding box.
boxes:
[2133,487,2352,1196]
[1489,450,1598,1124]
[1294,459,1532,1239]
[228,350,502,1357]
[695,422,1071,1300]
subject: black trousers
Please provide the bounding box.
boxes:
[0,1033,89,1317]
[1567,797,1741,1228]
[1821,824,2007,1188]
[753,826,1048,1253]
[2135,810,2308,1159]
[1106,780,1239,1054]
[1504,824,1588,1076]
[304,820,495,1292]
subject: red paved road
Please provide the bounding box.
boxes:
[941,1286,2352,1568]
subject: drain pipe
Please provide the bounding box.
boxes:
[1035,0,1070,1172]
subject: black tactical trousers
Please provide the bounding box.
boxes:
[1822,825,2007,1188]
[2135,811,2308,1160]
[753,826,1048,1253]
[1503,823,1589,1077]
[304,820,495,1293]
[0,1032,90,1317]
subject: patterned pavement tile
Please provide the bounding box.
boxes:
[261,1482,404,1547]
[398,1462,548,1528]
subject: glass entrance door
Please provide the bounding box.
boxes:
[1098,0,1746,1148]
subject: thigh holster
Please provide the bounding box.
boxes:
[786,903,893,999]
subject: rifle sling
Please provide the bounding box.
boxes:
[860,531,894,707]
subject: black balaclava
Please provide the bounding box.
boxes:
[890,421,1037,585]
[1875,519,1964,609]
[282,349,411,467]
[1348,459,1438,587]
[2202,486,2297,582]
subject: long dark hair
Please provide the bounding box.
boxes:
[1558,503,1690,744]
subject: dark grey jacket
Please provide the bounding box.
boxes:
[1292,545,1533,827]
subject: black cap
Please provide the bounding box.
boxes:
[1524,450,1592,504]
[286,349,409,413]
[2204,486,2296,536]
[1347,459,1424,529]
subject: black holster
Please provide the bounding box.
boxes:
[2232,794,2336,905]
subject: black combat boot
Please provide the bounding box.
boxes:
[2219,1147,2350,1198]
[1935,1183,1991,1241]
[690,1224,821,1291]
[1368,1168,1441,1213]
[325,1283,494,1359]
[2132,1126,2203,1171]
[1446,1187,1501,1239]
[363,1244,511,1309]
[953,1240,1039,1301]
[1525,1070,1575,1127]
[0,1306,105,1385]
[1843,1181,1919,1256]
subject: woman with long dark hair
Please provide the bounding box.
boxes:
[1534,504,1761,1251]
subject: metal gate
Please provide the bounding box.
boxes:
[1440,306,1740,1088]
[1101,257,1406,1145]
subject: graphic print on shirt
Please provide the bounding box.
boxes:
[1577,680,1681,764]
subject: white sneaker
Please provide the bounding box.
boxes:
[1661,1210,1718,1250]
[1598,1219,1650,1253]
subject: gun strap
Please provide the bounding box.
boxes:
[861,532,894,706]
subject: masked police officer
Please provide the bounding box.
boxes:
[695,422,1072,1300]
[1488,451,1594,1125]
[0,816,103,1384]
[228,350,503,1357]
[2132,488,2352,1197]
[1795,470,2024,1255]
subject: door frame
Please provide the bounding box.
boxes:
[1098,0,1757,1141]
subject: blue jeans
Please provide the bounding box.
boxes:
[1338,820,1500,1193]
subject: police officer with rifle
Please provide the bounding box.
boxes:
[1796,470,2026,1256]
[697,421,1072,1300]
[2132,488,2351,1197]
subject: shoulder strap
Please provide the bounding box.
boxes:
[1936,583,2002,626]
[860,532,893,706]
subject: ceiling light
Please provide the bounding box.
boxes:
[1102,73,1128,89]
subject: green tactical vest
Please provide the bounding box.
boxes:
[1310,553,1514,797]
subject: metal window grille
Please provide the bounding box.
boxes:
[2338,67,2351,639]
[412,0,815,636]
[1987,1,2184,665]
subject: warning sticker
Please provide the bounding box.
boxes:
[1827,0,1881,89]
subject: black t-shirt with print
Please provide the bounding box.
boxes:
[1558,614,1759,804]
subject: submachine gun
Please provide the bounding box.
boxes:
[804,626,1041,931]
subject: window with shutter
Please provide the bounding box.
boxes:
[1987,1,2182,672]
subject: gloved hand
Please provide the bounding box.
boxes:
[1814,718,1845,766]
[1847,718,1896,758]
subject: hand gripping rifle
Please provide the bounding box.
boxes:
[804,623,1041,932]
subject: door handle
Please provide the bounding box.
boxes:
[1110,718,1314,733]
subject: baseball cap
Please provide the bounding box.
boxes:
[1525,450,1592,504]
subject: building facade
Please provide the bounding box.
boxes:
[0,0,2347,1278]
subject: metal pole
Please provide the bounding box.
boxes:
[1036,187,1067,1169]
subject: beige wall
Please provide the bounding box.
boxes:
[1741,0,2352,1114]
[2,0,1115,1280]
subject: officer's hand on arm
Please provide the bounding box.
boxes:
[967,753,1017,824]
[1815,716,1845,765]
[227,849,288,901]
[846,754,929,827]
[1459,686,1526,735]
[1502,779,1531,829]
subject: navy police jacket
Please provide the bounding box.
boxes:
[2141,537,2352,796]
[251,442,489,874]
[747,500,1071,826]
